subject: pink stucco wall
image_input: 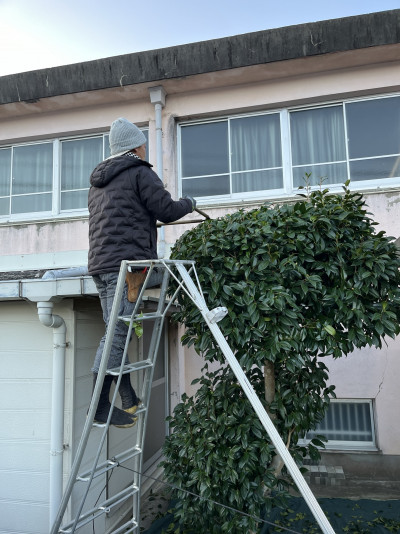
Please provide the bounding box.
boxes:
[1,50,399,455]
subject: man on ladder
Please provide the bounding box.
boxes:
[87,117,195,428]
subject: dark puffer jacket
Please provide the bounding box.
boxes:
[88,155,192,275]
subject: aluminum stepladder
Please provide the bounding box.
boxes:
[51,259,179,534]
[51,259,335,534]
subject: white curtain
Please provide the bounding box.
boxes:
[230,114,283,192]
[0,149,11,215]
[61,137,102,210]
[0,148,11,196]
[13,143,53,194]
[61,137,102,191]
[291,106,347,186]
[11,143,53,214]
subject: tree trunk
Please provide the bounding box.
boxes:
[264,360,276,420]
[263,361,293,487]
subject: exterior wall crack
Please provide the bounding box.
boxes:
[375,350,389,398]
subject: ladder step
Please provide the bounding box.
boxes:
[77,446,142,481]
[107,361,153,375]
[109,519,139,534]
[119,312,164,324]
[59,485,138,532]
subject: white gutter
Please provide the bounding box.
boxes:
[37,301,67,529]
[149,85,167,258]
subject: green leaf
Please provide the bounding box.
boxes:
[324,325,336,336]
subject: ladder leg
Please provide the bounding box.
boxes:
[175,263,335,534]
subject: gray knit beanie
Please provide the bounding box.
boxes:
[109,117,147,158]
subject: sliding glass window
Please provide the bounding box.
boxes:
[0,129,148,221]
[179,94,400,202]
[305,400,376,450]
[290,105,347,188]
[346,96,400,182]
[180,113,283,200]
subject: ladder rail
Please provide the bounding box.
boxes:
[70,262,136,533]
[83,261,170,532]
[109,519,138,534]
[50,261,137,534]
[128,267,172,525]
[175,263,336,534]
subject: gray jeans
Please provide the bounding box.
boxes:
[92,269,162,373]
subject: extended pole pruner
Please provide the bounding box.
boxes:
[157,207,210,227]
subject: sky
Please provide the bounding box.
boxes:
[0,0,399,77]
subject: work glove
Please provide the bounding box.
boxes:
[183,195,196,212]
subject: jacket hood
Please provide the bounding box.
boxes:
[90,155,152,188]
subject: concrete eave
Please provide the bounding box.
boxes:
[0,10,399,106]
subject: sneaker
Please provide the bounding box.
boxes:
[94,403,138,428]
[124,399,143,415]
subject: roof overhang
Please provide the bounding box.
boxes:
[1,10,399,107]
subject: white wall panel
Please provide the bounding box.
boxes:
[0,500,48,534]
[0,300,72,532]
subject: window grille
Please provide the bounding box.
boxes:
[306,400,376,450]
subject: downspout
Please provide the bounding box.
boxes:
[149,85,167,258]
[37,301,67,529]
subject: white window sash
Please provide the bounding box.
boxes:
[178,93,400,204]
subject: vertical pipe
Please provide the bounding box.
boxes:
[154,102,163,182]
[149,86,167,258]
[37,301,67,529]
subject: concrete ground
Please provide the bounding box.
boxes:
[310,479,400,501]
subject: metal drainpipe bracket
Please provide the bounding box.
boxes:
[149,85,166,107]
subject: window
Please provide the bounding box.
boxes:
[179,94,400,202]
[346,96,400,182]
[306,400,376,450]
[290,105,347,187]
[180,113,283,199]
[0,148,12,216]
[0,129,148,220]
[61,137,103,210]
[0,143,53,216]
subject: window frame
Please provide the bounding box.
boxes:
[302,399,377,452]
[0,129,148,223]
[178,109,287,203]
[178,92,400,204]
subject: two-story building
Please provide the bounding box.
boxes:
[0,9,399,533]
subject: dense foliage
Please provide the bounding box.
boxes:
[161,184,400,533]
